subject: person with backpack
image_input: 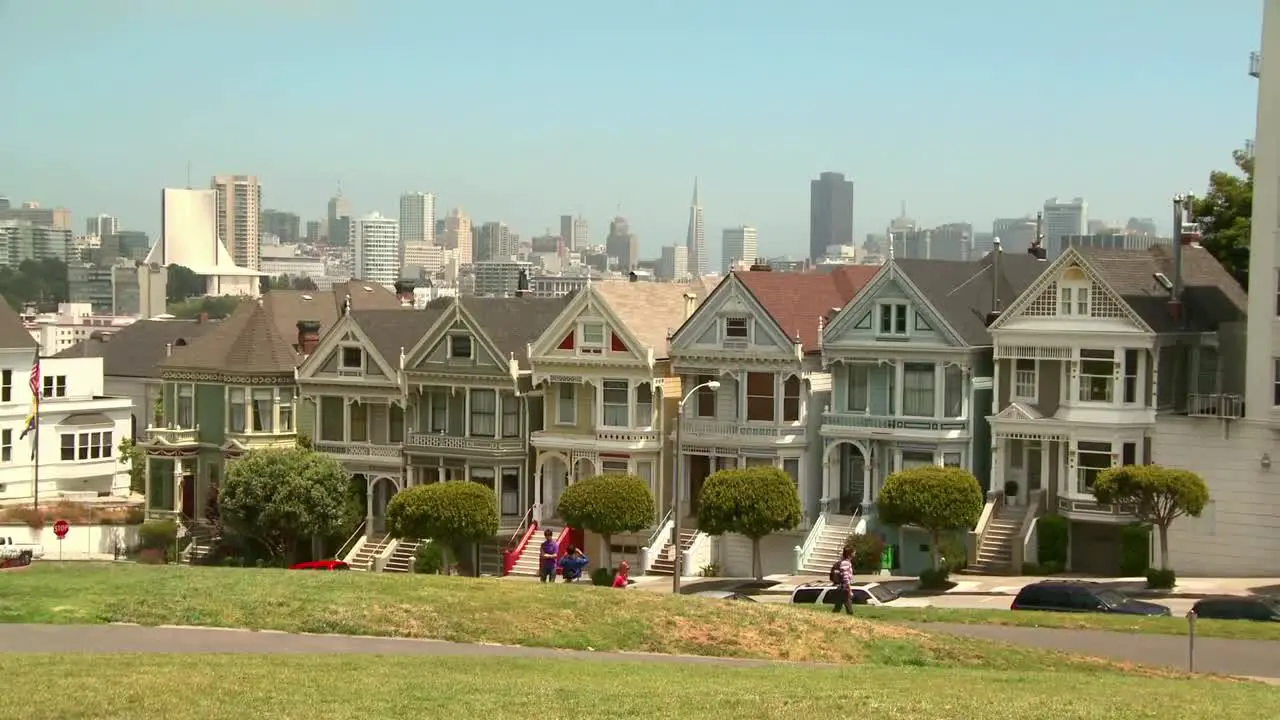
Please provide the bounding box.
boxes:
[829,546,855,615]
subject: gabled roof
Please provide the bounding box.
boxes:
[0,302,37,351]
[896,254,1047,346]
[734,266,879,352]
[592,280,711,358]
[162,298,299,375]
[454,295,574,369]
[53,318,218,378]
[1074,245,1246,333]
[265,283,404,344]
[347,307,449,368]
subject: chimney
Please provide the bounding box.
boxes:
[985,238,1004,327]
[164,342,173,357]
[296,320,321,356]
[198,312,208,324]
[1170,194,1187,323]
[749,259,772,272]
[1027,211,1047,260]
[516,268,531,297]
[682,292,697,320]
[393,279,417,306]
[628,271,638,283]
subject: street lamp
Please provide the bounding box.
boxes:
[672,379,720,594]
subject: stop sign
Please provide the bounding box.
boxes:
[52,520,69,539]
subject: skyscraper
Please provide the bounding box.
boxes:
[573,216,588,250]
[475,221,512,262]
[211,175,262,270]
[809,172,854,262]
[721,226,758,273]
[85,214,119,238]
[659,244,688,281]
[606,217,639,271]
[442,208,473,265]
[1042,197,1088,250]
[352,212,400,288]
[399,192,437,245]
[685,179,705,277]
[326,191,350,246]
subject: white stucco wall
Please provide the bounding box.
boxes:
[716,533,799,577]
[1151,416,1280,576]
[0,523,141,561]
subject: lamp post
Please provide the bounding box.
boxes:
[673,379,720,594]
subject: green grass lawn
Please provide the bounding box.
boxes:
[843,605,1280,641]
[0,653,1274,720]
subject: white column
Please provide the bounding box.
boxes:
[342,398,351,442]
[493,392,501,438]
[774,373,782,424]
[365,476,374,537]
[861,447,872,507]
[934,363,944,417]
[894,362,905,414]
[172,459,183,513]
[463,388,471,437]
[315,396,323,439]
[990,438,1003,495]
[821,448,831,510]
[1149,347,1160,407]
[627,379,636,428]
[143,456,152,512]
[991,359,1001,415]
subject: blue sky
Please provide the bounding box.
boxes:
[0,0,1263,260]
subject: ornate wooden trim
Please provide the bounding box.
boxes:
[160,369,294,385]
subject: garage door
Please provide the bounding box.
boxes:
[1069,522,1123,576]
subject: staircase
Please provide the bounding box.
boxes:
[349,533,391,572]
[969,506,1022,575]
[509,528,560,576]
[647,529,698,576]
[383,539,422,574]
[800,513,859,575]
[181,522,217,565]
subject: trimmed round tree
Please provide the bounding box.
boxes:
[697,467,802,580]
[1092,464,1209,571]
[876,466,983,569]
[386,482,499,575]
[557,474,654,569]
[219,447,349,563]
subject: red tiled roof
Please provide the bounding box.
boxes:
[734,265,879,353]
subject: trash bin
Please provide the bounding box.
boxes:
[881,545,898,572]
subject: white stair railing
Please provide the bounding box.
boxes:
[680,532,713,577]
[793,512,829,574]
[373,538,399,572]
[640,510,675,575]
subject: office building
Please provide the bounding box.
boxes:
[352,212,400,288]
[809,172,854,262]
[0,203,71,230]
[211,175,262,270]
[442,208,473,265]
[1043,197,1088,250]
[475,221,512,263]
[606,217,639,271]
[0,221,73,265]
[992,216,1039,254]
[473,261,533,297]
[305,220,321,243]
[685,180,706,277]
[260,209,301,245]
[658,244,689,282]
[1053,233,1171,260]
[721,226,758,273]
[67,261,167,317]
[326,192,351,245]
[930,222,972,261]
[96,231,150,265]
[86,214,119,238]
[399,192,437,245]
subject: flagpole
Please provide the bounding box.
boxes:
[32,356,40,511]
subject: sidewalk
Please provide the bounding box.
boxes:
[943,575,1278,598]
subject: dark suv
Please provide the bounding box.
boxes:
[1011,581,1171,616]
[1191,596,1280,622]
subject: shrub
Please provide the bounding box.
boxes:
[557,474,654,570]
[696,467,802,579]
[698,563,721,577]
[137,548,166,565]
[1146,568,1176,590]
[2,506,45,530]
[877,466,983,569]
[919,567,950,590]
[1022,560,1064,575]
[138,519,178,552]
[938,535,968,573]
[413,542,446,574]
[387,482,499,575]
[844,533,885,574]
[590,566,614,586]
[1120,524,1151,576]
[1036,514,1068,566]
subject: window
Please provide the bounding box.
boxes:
[556,383,576,425]
[1123,350,1139,404]
[389,403,404,441]
[601,459,629,475]
[695,375,716,418]
[579,322,605,354]
[251,388,274,432]
[339,346,363,370]
[500,467,520,515]
[1059,268,1091,316]
[1059,287,1073,315]
[279,388,295,432]
[1076,287,1090,315]
[1013,359,1037,400]
[724,318,749,339]
[602,380,629,427]
[501,393,519,437]
[425,390,448,432]
[470,389,497,436]
[350,402,368,442]
[900,450,934,470]
[1122,442,1137,466]
[635,383,653,427]
[42,375,67,399]
[319,396,344,440]
[943,365,963,417]
[61,431,113,461]
[1076,441,1113,492]
[1274,359,1280,406]
[449,335,472,359]
[783,457,800,490]
[1,429,10,462]
[1078,349,1115,402]
[470,466,495,488]
[1,369,10,402]
[228,388,247,433]
[902,363,935,417]
[943,452,962,468]
[847,365,869,412]
[177,385,194,428]
[878,303,908,336]
[746,372,775,422]
[782,376,801,422]
[636,461,654,492]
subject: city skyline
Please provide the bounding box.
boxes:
[1,1,1259,258]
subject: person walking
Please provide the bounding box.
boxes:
[538,529,559,583]
[831,546,854,615]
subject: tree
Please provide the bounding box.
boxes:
[696,467,802,579]
[167,295,245,319]
[876,466,983,569]
[1193,149,1253,288]
[386,482,499,575]
[1092,464,1209,571]
[557,474,655,569]
[0,258,68,310]
[268,274,319,292]
[218,447,349,561]
[118,437,146,495]
[166,265,204,302]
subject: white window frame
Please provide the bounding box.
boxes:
[469,389,497,437]
[228,387,247,433]
[60,429,113,462]
[500,392,519,437]
[901,362,936,418]
[724,317,749,342]
[42,375,68,399]
[578,321,605,356]
[601,458,629,475]
[847,364,869,412]
[898,448,935,472]
[1059,268,1092,317]
[1,369,10,403]
[279,387,295,432]
[1012,359,1038,402]
[1078,349,1115,403]
[556,382,576,425]
[175,383,195,429]
[782,375,802,423]
[744,371,776,423]
[876,303,909,337]
[1074,440,1114,494]
[942,451,963,469]
[448,334,473,360]
[634,382,653,428]
[427,390,448,432]
[1,428,11,462]
[338,345,364,371]
[601,379,630,428]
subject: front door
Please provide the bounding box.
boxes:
[687,455,711,515]
[1024,444,1043,504]
[181,472,196,518]
[839,445,865,515]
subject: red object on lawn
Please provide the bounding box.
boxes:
[288,560,349,571]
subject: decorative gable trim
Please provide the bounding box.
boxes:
[989,248,1153,334]
[669,275,798,359]
[400,300,459,370]
[296,314,398,382]
[993,402,1043,421]
[527,285,653,368]
[822,262,964,347]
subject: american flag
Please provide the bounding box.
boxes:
[28,362,39,399]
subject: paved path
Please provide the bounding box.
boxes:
[919,623,1280,678]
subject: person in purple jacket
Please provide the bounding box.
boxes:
[538,529,559,583]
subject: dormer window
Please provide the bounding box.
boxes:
[449,335,473,359]
[579,322,605,355]
[877,303,908,336]
[1059,267,1091,316]
[725,317,749,340]
[339,346,363,371]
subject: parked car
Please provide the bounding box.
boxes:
[790,582,906,607]
[0,537,43,568]
[692,590,757,602]
[1011,581,1171,616]
[288,560,350,571]
[1190,596,1280,622]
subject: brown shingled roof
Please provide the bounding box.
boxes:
[592,280,711,358]
[0,302,37,351]
[1075,245,1246,333]
[162,298,300,375]
[735,266,879,352]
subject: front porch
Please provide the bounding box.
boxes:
[533,449,660,524]
[673,447,807,525]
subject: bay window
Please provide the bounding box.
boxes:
[601,459,629,475]
[1123,350,1139,403]
[319,396,343,440]
[388,403,403,442]
[902,363,935,417]
[847,365,869,412]
[1075,441,1113,493]
[943,365,964,417]
[556,383,576,425]
[470,389,497,436]
[635,383,653,427]
[228,388,247,433]
[427,390,448,432]
[501,393,519,437]
[900,450,934,470]
[1013,359,1037,401]
[782,376,801,422]
[350,402,369,442]
[1078,349,1115,402]
[176,385,194,428]
[746,372,775,422]
[695,375,716,418]
[279,388,294,432]
[251,388,274,432]
[602,380,629,427]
